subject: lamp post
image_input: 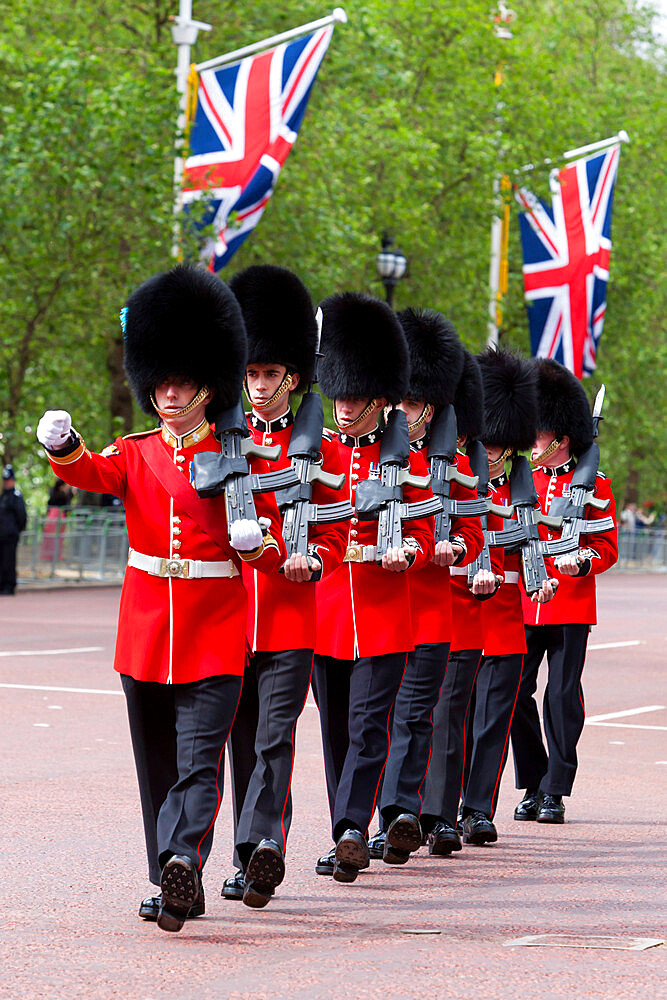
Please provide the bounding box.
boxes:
[376,233,407,308]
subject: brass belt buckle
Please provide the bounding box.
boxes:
[161,558,187,578]
[345,544,362,563]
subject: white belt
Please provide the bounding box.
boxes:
[344,544,378,563]
[450,566,468,576]
[128,548,238,580]
[503,571,519,584]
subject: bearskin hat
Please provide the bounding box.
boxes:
[476,348,538,452]
[534,358,594,455]
[453,350,485,441]
[318,293,409,404]
[123,264,247,416]
[396,308,464,406]
[228,264,318,389]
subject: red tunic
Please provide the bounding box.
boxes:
[408,446,484,645]
[450,486,505,653]
[481,473,526,656]
[45,422,285,683]
[316,428,435,660]
[243,409,348,652]
[522,461,618,627]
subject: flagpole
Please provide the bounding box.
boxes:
[486,2,515,350]
[171,0,212,257]
[563,130,629,160]
[195,7,347,72]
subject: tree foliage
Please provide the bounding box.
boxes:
[0,0,664,510]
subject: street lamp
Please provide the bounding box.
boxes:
[376,233,407,308]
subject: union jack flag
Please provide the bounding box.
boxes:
[182,26,334,272]
[515,145,621,378]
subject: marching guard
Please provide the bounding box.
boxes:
[312,292,436,883]
[369,310,484,864]
[511,358,618,824]
[36,265,285,932]
[222,265,348,907]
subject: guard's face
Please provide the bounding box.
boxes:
[484,444,505,465]
[245,363,290,406]
[154,376,200,414]
[335,397,373,427]
[396,399,428,425]
[532,431,556,463]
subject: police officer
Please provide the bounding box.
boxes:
[221,265,347,907]
[512,358,618,824]
[312,292,435,883]
[0,465,27,594]
[36,265,285,932]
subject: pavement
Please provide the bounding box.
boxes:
[0,573,665,999]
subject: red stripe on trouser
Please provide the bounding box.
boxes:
[195,686,243,870]
[279,652,315,850]
[489,655,524,815]
[458,654,483,805]
[367,652,409,831]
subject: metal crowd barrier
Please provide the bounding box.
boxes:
[17,507,129,584]
[616,527,667,570]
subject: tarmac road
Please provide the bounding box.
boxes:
[0,572,665,999]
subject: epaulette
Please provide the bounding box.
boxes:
[596,470,608,479]
[122,428,161,440]
[322,427,336,442]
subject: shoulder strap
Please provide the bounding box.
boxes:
[135,434,233,554]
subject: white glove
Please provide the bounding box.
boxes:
[37,410,73,450]
[229,518,263,552]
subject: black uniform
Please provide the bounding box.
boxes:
[0,483,27,594]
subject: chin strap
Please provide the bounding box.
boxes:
[334,399,379,432]
[532,437,562,465]
[246,372,294,411]
[488,446,513,475]
[407,403,434,437]
[150,385,210,420]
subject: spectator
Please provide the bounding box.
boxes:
[48,478,74,508]
[620,502,637,531]
[0,464,28,595]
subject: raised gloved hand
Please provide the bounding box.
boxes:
[37,410,72,450]
[229,518,263,552]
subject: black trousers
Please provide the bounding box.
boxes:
[121,672,242,885]
[511,624,590,796]
[228,648,314,870]
[462,653,524,819]
[312,651,408,843]
[421,647,482,829]
[379,642,450,825]
[0,538,18,593]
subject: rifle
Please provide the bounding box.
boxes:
[543,385,614,551]
[355,407,442,564]
[465,439,514,584]
[427,405,489,544]
[191,399,299,529]
[485,455,567,595]
[278,391,354,562]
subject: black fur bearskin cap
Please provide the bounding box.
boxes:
[228,264,318,389]
[453,350,485,441]
[476,348,538,452]
[396,308,464,407]
[122,264,247,417]
[318,292,410,405]
[534,358,594,456]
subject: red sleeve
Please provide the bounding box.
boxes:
[45,432,127,498]
[401,450,435,570]
[449,455,484,566]
[486,508,506,577]
[576,474,618,576]
[308,435,349,578]
[246,456,286,574]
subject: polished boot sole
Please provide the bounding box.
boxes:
[243,846,284,908]
[158,859,200,932]
[383,815,422,864]
[333,837,369,883]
